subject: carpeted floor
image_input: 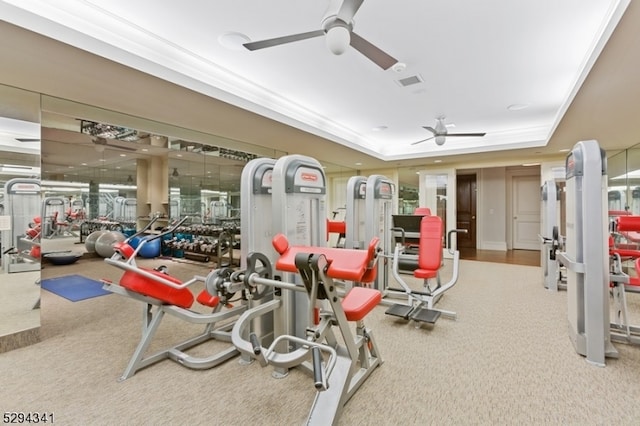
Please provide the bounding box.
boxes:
[1,255,639,425]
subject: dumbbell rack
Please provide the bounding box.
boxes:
[162,223,240,267]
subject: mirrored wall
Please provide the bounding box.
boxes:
[608,145,640,214]
[0,84,41,350]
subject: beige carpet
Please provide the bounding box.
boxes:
[1,256,639,425]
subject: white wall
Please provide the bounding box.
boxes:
[477,167,507,250]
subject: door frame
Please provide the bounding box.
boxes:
[506,166,541,250]
[456,172,478,249]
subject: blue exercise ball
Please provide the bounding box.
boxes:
[137,236,161,258]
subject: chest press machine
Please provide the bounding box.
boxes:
[386,214,465,325]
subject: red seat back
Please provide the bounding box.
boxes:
[417,215,443,272]
[414,207,431,216]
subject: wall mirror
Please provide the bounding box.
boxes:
[0,84,41,350]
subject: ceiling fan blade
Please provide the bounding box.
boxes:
[349,32,398,70]
[243,30,325,51]
[337,0,365,23]
[411,136,434,145]
[15,138,40,142]
[422,126,437,134]
[446,132,487,137]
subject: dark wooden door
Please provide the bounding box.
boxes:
[456,174,477,248]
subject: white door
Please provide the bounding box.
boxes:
[513,175,541,250]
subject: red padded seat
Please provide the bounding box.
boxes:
[272,234,379,283]
[341,287,381,321]
[413,215,443,280]
[119,267,193,308]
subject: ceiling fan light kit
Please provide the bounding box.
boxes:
[325,24,351,55]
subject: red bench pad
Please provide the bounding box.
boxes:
[113,242,135,259]
[119,267,193,309]
[342,287,381,321]
[414,215,443,279]
[196,290,220,308]
[272,234,379,283]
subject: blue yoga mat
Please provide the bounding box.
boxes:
[41,274,112,302]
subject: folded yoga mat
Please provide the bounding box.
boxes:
[41,274,112,302]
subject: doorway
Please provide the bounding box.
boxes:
[456,174,476,249]
[511,174,541,250]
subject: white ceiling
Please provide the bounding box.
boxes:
[0,0,631,161]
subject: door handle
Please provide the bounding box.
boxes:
[472,216,476,220]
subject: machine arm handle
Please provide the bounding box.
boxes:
[447,229,468,252]
[312,346,326,391]
[391,227,406,246]
[249,333,262,355]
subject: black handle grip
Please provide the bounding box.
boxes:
[249,333,261,355]
[312,347,324,390]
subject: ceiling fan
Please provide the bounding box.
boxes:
[412,117,486,146]
[243,0,398,70]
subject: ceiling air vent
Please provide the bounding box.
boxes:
[395,74,423,87]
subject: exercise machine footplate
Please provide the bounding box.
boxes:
[409,307,441,324]
[384,303,414,319]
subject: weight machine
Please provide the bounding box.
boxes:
[385,214,465,325]
[102,216,247,380]
[364,174,394,292]
[540,180,565,291]
[217,155,382,424]
[557,140,618,366]
[2,178,41,273]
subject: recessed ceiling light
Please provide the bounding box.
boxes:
[507,103,530,111]
[559,148,570,152]
[81,163,87,166]
[522,162,540,167]
[218,32,251,51]
[141,148,149,152]
[99,159,106,162]
[355,162,362,166]
[177,154,183,157]
[371,125,388,131]
[434,160,442,163]
[120,154,126,157]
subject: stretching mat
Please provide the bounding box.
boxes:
[41,274,111,302]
